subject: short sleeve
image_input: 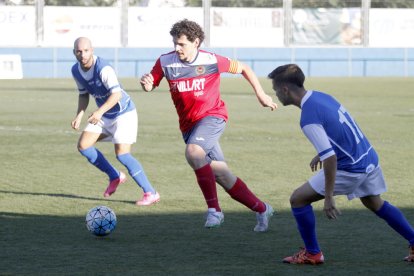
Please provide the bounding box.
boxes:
[150,58,164,87]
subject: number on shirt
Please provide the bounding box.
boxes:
[338,105,364,144]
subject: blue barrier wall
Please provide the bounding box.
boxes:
[1,47,414,78]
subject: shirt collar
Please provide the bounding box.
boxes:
[300,90,313,108]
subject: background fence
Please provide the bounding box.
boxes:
[1,0,414,78]
[2,46,414,78]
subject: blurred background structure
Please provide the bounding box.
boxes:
[1,0,414,78]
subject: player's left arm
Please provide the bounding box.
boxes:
[302,123,341,219]
[89,92,122,124]
[88,67,122,125]
[322,155,340,220]
[235,61,278,111]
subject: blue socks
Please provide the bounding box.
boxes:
[79,147,119,181]
[117,153,155,194]
[375,201,414,245]
[291,201,414,254]
[292,205,321,254]
[80,148,155,194]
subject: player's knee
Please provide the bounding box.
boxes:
[289,189,302,207]
[185,145,207,168]
[77,143,85,152]
[215,172,236,189]
[77,141,90,152]
[360,195,384,212]
[186,144,204,156]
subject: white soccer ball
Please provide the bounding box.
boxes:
[85,206,117,236]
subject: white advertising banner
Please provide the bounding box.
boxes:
[43,6,120,47]
[292,8,362,45]
[210,8,284,47]
[0,6,36,46]
[370,9,414,47]
[128,7,202,47]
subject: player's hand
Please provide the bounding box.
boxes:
[258,93,278,111]
[140,73,154,92]
[323,196,341,220]
[310,155,322,171]
[71,116,82,130]
[88,111,103,125]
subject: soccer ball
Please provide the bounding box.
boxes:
[85,205,117,236]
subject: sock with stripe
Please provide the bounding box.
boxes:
[227,177,266,213]
[117,153,155,194]
[194,164,221,211]
[79,147,119,181]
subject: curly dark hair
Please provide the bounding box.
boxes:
[170,19,205,46]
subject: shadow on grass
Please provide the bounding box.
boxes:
[1,206,414,275]
[0,189,135,204]
[0,86,75,92]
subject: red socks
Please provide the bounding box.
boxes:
[195,165,265,213]
[194,164,221,211]
[227,177,266,213]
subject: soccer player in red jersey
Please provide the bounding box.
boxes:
[140,19,277,231]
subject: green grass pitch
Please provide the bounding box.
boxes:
[0,77,413,275]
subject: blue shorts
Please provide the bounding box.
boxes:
[182,116,226,162]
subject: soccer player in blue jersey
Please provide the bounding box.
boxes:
[268,64,414,264]
[71,37,160,206]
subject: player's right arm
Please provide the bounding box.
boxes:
[140,73,155,92]
[238,61,278,111]
[140,58,163,92]
[217,55,277,111]
[71,93,89,130]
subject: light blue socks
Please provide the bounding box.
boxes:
[117,153,155,194]
[79,147,119,180]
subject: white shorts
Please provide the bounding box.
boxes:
[308,165,387,200]
[84,110,138,144]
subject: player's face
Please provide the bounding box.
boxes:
[74,40,94,71]
[272,80,290,106]
[173,35,199,63]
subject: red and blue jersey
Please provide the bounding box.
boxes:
[149,50,240,133]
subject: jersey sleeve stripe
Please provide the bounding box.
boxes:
[228,60,241,74]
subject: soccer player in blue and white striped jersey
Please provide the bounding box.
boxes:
[71,37,159,206]
[268,64,414,264]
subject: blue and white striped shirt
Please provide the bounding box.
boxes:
[71,56,135,119]
[300,91,378,173]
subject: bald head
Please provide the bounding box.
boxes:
[73,37,94,71]
[74,37,92,51]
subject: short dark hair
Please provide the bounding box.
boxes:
[170,19,205,46]
[268,64,305,88]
